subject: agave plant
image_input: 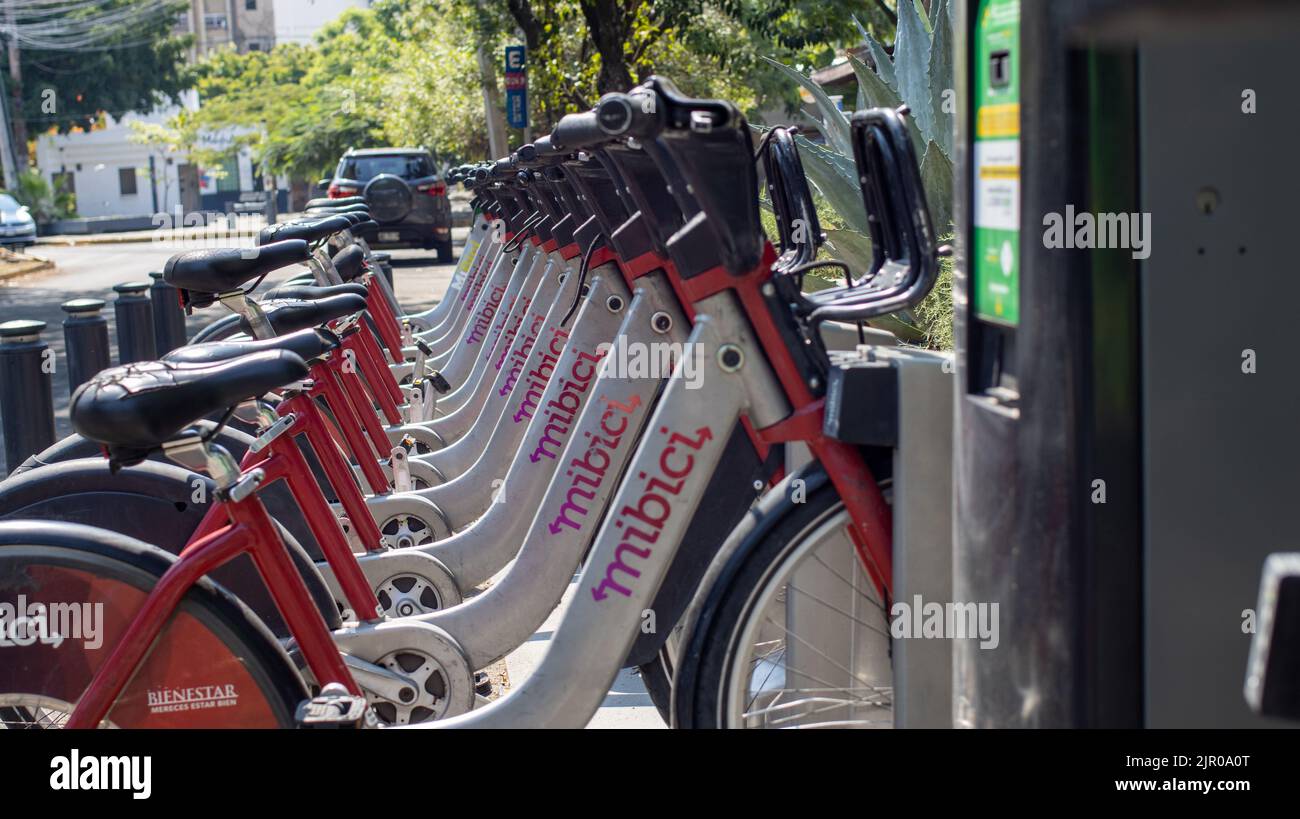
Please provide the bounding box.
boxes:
[763,0,954,345]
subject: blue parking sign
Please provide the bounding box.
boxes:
[504,46,528,129]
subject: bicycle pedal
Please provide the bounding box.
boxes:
[429,370,452,394]
[474,671,493,698]
[296,683,378,729]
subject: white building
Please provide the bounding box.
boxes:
[34,94,263,220]
[274,0,370,45]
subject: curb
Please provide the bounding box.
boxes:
[36,233,159,247]
[0,258,54,280]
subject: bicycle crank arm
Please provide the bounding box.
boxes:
[343,654,422,705]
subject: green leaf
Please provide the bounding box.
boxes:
[928,0,943,29]
[867,312,927,343]
[823,226,875,273]
[793,135,871,236]
[853,15,897,93]
[895,0,936,148]
[848,53,903,111]
[762,55,852,157]
[919,140,954,230]
[866,34,898,93]
[916,0,934,32]
[928,0,955,160]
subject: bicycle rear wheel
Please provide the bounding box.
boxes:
[0,521,307,728]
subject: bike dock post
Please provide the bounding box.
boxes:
[61,298,111,394]
[113,281,158,365]
[0,319,56,473]
[149,271,188,354]
[821,342,955,727]
[371,251,395,290]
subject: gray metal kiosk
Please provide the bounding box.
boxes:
[953,0,1300,727]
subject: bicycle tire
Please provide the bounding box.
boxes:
[676,476,892,729]
[0,521,307,728]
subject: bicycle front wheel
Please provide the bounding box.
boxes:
[0,521,307,728]
[681,482,893,728]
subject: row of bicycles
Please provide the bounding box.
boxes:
[0,76,939,728]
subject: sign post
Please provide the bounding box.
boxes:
[504,45,528,130]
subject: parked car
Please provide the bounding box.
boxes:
[320,147,453,262]
[0,193,37,249]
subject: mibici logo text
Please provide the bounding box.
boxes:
[592,425,712,600]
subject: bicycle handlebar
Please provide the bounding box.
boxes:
[593,91,662,140]
[533,135,564,158]
[551,111,606,151]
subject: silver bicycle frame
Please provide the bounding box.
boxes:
[410,273,688,665]
[415,249,552,442]
[404,215,492,331]
[414,231,499,343]
[427,242,533,381]
[414,255,576,485]
[422,236,514,362]
[410,266,632,590]
[418,289,790,728]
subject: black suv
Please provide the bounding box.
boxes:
[321,147,453,261]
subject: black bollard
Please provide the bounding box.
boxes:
[0,320,57,474]
[149,271,188,353]
[61,298,111,394]
[113,281,157,365]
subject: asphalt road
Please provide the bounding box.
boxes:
[0,239,462,474]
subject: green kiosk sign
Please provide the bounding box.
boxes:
[972,0,1021,325]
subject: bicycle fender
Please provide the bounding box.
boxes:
[0,458,340,635]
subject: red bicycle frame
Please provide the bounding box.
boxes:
[674,242,894,599]
[66,478,360,729]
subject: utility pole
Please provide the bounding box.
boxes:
[194,0,208,57]
[4,0,24,173]
[0,70,17,189]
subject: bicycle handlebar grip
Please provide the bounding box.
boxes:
[516,144,538,163]
[550,111,606,151]
[533,135,564,158]
[489,156,516,180]
[595,91,663,139]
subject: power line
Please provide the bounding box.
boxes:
[4,0,182,51]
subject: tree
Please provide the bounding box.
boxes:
[501,0,880,129]
[8,0,191,167]
[171,0,885,170]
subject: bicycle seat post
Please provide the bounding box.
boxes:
[308,246,344,286]
[161,434,244,494]
[217,290,277,340]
